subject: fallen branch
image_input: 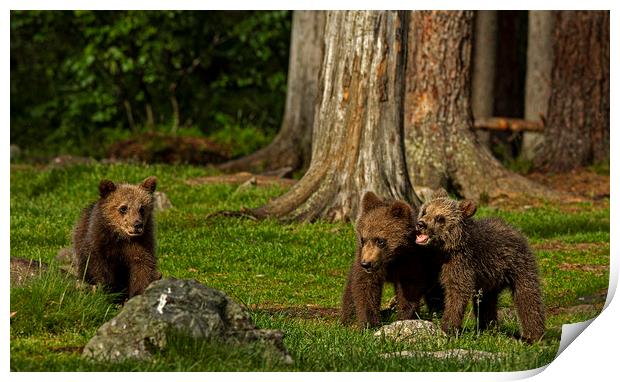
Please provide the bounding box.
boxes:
[474,117,544,132]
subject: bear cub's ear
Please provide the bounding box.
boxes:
[458,199,477,218]
[389,201,413,219]
[431,188,449,199]
[361,191,383,213]
[99,179,116,198]
[140,176,157,194]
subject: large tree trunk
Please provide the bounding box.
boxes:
[252,11,417,222]
[244,11,552,223]
[471,11,497,148]
[536,11,610,171]
[521,11,554,161]
[403,11,549,200]
[219,11,325,174]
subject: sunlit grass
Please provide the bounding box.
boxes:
[10,163,609,371]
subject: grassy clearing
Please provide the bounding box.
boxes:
[10,163,610,371]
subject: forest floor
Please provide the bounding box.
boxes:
[10,162,609,372]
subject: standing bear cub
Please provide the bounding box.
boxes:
[341,192,444,328]
[415,189,545,343]
[73,176,161,299]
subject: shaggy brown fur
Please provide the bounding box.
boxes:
[415,189,545,343]
[340,192,444,328]
[73,177,161,298]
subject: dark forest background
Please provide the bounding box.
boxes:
[11,11,292,159]
[10,10,608,176]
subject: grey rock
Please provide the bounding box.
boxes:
[235,176,258,193]
[83,278,292,364]
[10,145,21,161]
[374,319,446,344]
[56,247,79,276]
[47,155,97,168]
[380,349,505,362]
[153,191,173,211]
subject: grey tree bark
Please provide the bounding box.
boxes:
[241,10,553,223]
[521,11,554,161]
[251,11,417,222]
[471,11,497,148]
[403,11,551,201]
[219,11,325,174]
[536,11,610,171]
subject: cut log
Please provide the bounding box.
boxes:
[473,117,544,132]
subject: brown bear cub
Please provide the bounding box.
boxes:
[73,177,161,299]
[340,192,444,328]
[415,189,545,343]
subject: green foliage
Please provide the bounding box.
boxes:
[208,113,274,157]
[10,163,609,371]
[504,156,534,174]
[10,11,291,157]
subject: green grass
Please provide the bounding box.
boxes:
[10,163,610,371]
[10,266,119,337]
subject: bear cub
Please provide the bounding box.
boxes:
[415,189,545,343]
[73,176,161,299]
[341,191,444,328]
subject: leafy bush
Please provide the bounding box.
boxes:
[10,11,291,157]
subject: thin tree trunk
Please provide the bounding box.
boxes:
[170,96,179,133]
[252,11,417,222]
[123,99,136,132]
[536,11,610,171]
[170,83,180,133]
[219,11,325,174]
[404,11,550,201]
[471,10,497,148]
[145,103,155,130]
[140,75,155,130]
[521,11,554,161]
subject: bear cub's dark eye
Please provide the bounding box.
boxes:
[139,206,145,215]
[376,238,387,247]
[119,205,128,214]
[435,215,445,224]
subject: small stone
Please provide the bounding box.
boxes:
[55,247,79,276]
[47,155,97,168]
[380,349,505,362]
[374,319,445,344]
[235,177,258,193]
[154,191,173,211]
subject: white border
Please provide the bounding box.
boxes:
[4,2,616,382]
